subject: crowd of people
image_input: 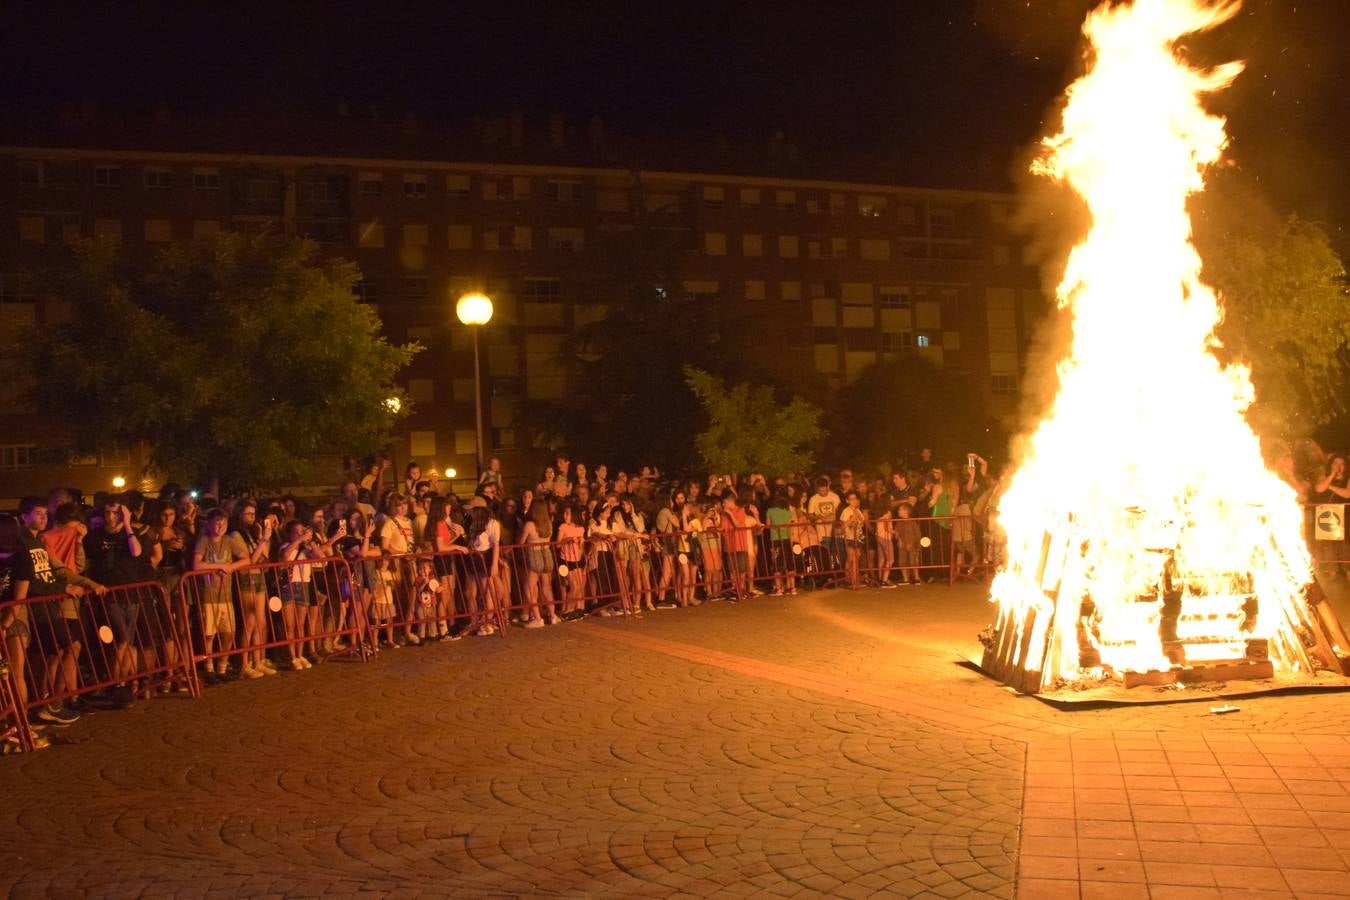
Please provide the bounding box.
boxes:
[5,440,1348,753]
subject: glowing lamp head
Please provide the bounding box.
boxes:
[111,475,126,489]
[384,397,402,414]
[445,468,458,479]
[456,292,493,326]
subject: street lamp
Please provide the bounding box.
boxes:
[456,291,494,479]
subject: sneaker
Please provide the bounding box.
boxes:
[786,589,798,596]
[656,601,678,609]
[33,705,79,727]
[769,590,784,597]
[258,664,278,677]
[524,618,545,629]
[445,632,463,641]
[478,625,496,636]
[881,581,899,589]
[241,665,264,680]
[290,657,307,671]
[405,633,421,646]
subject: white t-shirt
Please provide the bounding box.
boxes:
[807,491,841,540]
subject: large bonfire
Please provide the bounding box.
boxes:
[983,0,1347,692]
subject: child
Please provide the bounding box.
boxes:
[895,504,922,586]
[370,555,398,647]
[410,559,440,643]
[873,501,897,588]
[838,491,867,590]
[697,505,725,600]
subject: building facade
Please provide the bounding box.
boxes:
[0,116,1042,499]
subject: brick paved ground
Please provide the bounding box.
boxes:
[3,581,1350,897]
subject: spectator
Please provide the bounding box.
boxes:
[807,477,842,583]
[521,499,558,627]
[895,504,922,586]
[427,495,466,640]
[589,493,629,615]
[277,520,319,668]
[403,462,422,500]
[719,493,752,600]
[84,498,146,697]
[479,456,504,489]
[555,504,587,618]
[230,501,276,677]
[537,466,558,497]
[192,508,246,682]
[0,515,50,745]
[839,491,867,590]
[872,499,897,588]
[765,492,797,596]
[463,497,501,635]
[359,457,389,493]
[617,495,655,611]
[694,504,725,600]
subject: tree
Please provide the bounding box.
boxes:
[20,233,418,492]
[684,367,824,476]
[1194,172,1349,439]
[828,356,1005,470]
[517,208,751,471]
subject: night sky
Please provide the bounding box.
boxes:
[7,0,1347,232]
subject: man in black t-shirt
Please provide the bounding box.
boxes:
[83,498,144,695]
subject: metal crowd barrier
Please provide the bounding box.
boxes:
[0,579,198,747]
[176,557,369,679]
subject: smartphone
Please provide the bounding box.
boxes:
[967,454,977,469]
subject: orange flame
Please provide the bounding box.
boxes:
[989,0,1315,684]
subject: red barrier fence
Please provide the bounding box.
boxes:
[176,557,369,680]
[0,579,198,750]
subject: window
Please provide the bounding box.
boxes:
[774,190,797,211]
[193,167,220,190]
[0,445,36,469]
[483,224,532,251]
[806,239,822,260]
[245,178,281,204]
[830,237,848,259]
[405,277,429,301]
[299,177,336,204]
[780,281,802,302]
[143,219,172,242]
[358,222,385,248]
[704,232,726,256]
[745,280,766,301]
[445,173,471,197]
[409,379,435,403]
[896,203,918,226]
[683,280,721,303]
[512,225,533,251]
[18,161,43,186]
[879,287,911,310]
[739,188,761,209]
[829,193,845,214]
[354,280,379,303]
[989,202,1008,224]
[94,165,121,188]
[448,224,472,250]
[991,244,1012,265]
[491,428,518,450]
[805,196,823,214]
[931,207,957,232]
[545,179,583,204]
[0,273,33,305]
[358,173,384,195]
[701,185,725,207]
[547,227,585,252]
[192,220,219,239]
[916,334,931,348]
[483,175,529,200]
[596,190,629,212]
[18,216,44,243]
[858,194,887,218]
[880,332,913,354]
[143,167,172,189]
[93,219,122,243]
[785,328,809,348]
[402,173,428,198]
[403,223,428,247]
[410,430,437,457]
[778,235,799,258]
[860,239,891,261]
[843,328,875,351]
[992,373,1018,395]
[523,278,562,303]
[742,234,763,257]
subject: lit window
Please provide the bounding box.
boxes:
[991,373,1018,395]
[879,288,911,310]
[446,173,471,197]
[192,168,220,191]
[701,186,724,207]
[858,195,887,218]
[739,188,761,209]
[916,334,931,348]
[774,190,796,211]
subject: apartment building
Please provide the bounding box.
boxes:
[0,113,1041,497]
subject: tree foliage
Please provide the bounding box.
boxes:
[22,233,418,491]
[684,367,824,476]
[517,212,747,471]
[829,356,1005,470]
[1194,173,1349,439]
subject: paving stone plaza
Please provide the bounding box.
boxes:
[6,583,1350,898]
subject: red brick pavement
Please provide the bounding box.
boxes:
[3,583,1350,897]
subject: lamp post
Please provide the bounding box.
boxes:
[455,291,494,480]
